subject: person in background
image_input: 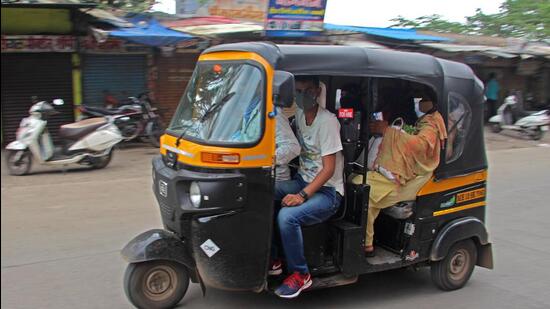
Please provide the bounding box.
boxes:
[485,73,500,122]
[275,107,301,181]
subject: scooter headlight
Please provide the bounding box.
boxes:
[189,182,202,208]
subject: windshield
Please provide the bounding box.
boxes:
[168,61,264,145]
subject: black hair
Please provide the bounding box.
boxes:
[295,75,320,87]
[489,72,496,79]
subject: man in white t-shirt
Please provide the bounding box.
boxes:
[270,76,344,299]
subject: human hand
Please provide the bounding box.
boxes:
[282,194,305,207]
[369,120,388,135]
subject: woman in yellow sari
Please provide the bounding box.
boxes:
[361,97,447,257]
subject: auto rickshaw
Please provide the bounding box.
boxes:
[121,42,493,308]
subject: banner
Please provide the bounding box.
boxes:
[79,36,151,54]
[1,35,76,53]
[176,0,268,24]
[265,0,327,37]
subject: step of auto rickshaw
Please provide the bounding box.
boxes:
[366,247,402,265]
[266,272,358,293]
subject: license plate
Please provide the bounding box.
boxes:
[541,125,549,131]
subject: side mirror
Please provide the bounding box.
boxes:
[53,99,64,106]
[272,71,294,108]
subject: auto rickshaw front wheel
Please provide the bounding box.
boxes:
[430,239,477,291]
[124,260,190,309]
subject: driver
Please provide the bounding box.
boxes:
[270,75,344,299]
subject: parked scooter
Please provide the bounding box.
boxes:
[5,99,123,176]
[78,92,164,147]
[489,94,550,140]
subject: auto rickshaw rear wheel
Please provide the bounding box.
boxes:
[124,260,189,309]
[430,239,477,291]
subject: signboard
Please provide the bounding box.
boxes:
[176,0,268,23]
[79,36,150,54]
[1,35,76,53]
[265,0,327,37]
[338,108,354,119]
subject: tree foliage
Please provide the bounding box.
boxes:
[94,0,157,13]
[391,0,550,40]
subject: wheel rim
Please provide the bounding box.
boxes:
[8,152,30,174]
[449,248,470,281]
[142,265,178,301]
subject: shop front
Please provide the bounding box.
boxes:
[1,35,76,143]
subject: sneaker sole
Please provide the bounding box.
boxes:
[276,279,312,299]
[268,268,282,276]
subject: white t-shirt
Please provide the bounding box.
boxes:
[275,108,301,181]
[296,106,344,195]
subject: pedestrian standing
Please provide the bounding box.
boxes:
[485,72,500,122]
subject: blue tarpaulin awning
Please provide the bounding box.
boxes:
[109,17,194,47]
[324,23,450,42]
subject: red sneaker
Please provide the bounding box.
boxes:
[275,272,312,298]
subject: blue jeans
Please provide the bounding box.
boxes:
[272,174,341,274]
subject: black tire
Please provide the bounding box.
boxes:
[147,119,164,148]
[90,150,113,169]
[6,150,32,176]
[491,123,502,133]
[431,239,477,291]
[530,127,543,141]
[124,261,189,309]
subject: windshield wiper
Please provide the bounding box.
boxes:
[175,124,192,147]
[199,92,236,123]
[174,92,235,147]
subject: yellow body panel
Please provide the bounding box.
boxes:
[418,170,487,196]
[160,51,276,169]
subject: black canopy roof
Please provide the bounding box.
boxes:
[204,42,479,84]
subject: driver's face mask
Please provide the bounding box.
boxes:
[295,90,318,111]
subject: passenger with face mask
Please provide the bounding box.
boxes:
[269,75,344,299]
[362,94,447,257]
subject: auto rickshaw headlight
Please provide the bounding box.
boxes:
[190,181,202,208]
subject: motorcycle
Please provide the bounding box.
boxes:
[78,92,165,147]
[5,99,123,176]
[489,94,550,140]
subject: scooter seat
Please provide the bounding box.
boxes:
[85,106,121,115]
[59,117,107,140]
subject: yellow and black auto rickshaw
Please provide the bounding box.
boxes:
[121,42,493,308]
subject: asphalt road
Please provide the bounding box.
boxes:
[2,133,550,309]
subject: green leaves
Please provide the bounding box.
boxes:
[391,0,549,40]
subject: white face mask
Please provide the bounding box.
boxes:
[414,98,425,118]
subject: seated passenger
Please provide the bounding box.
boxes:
[363,95,447,257]
[275,107,301,181]
[270,76,344,298]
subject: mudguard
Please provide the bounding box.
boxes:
[488,115,501,123]
[431,217,493,269]
[5,140,28,150]
[121,229,196,272]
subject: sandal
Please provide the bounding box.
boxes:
[364,246,375,258]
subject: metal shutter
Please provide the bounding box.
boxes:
[82,55,147,107]
[155,52,199,119]
[1,53,74,144]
